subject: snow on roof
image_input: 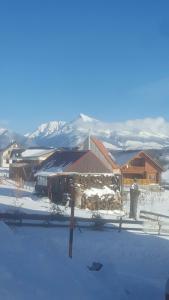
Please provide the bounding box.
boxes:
[35,171,64,177]
[110,149,163,170]
[21,149,55,158]
[39,150,88,173]
[35,171,116,177]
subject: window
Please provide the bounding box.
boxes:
[130,158,145,167]
[38,176,47,186]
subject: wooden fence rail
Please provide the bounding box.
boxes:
[140,210,169,235]
[140,210,169,220]
[0,212,143,231]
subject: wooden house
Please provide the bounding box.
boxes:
[35,149,121,207]
[111,150,163,185]
[35,136,120,188]
[35,136,120,184]
[35,149,114,183]
[9,148,56,182]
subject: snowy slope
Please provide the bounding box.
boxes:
[26,114,169,150]
[27,121,66,139]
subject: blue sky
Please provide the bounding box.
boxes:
[0,0,169,133]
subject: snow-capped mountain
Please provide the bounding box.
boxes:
[1,114,169,151]
[27,121,66,139]
[25,114,169,150]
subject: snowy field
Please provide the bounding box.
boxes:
[0,173,169,299]
[0,222,169,300]
[123,188,169,217]
[0,179,124,219]
[2,179,169,219]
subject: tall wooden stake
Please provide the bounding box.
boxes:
[69,197,75,258]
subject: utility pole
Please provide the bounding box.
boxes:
[69,196,75,258]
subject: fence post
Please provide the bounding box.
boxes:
[118,217,122,232]
[129,182,140,219]
[157,218,162,235]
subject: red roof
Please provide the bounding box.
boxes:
[91,137,118,170]
[38,150,112,174]
[66,151,112,173]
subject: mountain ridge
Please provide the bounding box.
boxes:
[26,114,169,150]
[1,114,169,151]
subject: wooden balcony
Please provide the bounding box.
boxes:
[122,166,145,174]
[123,178,157,185]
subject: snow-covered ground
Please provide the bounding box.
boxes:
[1,175,169,299]
[123,188,169,217]
[1,177,169,219]
[0,221,169,300]
[0,176,123,218]
[1,167,169,218]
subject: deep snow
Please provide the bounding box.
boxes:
[0,222,169,300]
[0,177,169,299]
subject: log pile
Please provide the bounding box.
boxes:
[71,174,121,210]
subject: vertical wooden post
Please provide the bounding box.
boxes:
[120,173,123,198]
[129,183,140,219]
[118,217,123,232]
[69,197,75,258]
[157,218,161,235]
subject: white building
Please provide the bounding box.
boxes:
[0,142,20,168]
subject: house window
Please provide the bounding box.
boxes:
[37,176,47,186]
[130,158,145,167]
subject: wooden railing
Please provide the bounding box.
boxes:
[140,210,169,235]
[122,166,145,174]
[123,178,157,185]
[0,212,143,231]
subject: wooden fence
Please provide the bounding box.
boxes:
[140,210,169,235]
[0,212,143,232]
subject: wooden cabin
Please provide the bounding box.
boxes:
[35,144,121,203]
[35,172,121,209]
[35,149,113,189]
[111,150,163,185]
[9,148,56,182]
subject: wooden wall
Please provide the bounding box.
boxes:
[122,153,161,184]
